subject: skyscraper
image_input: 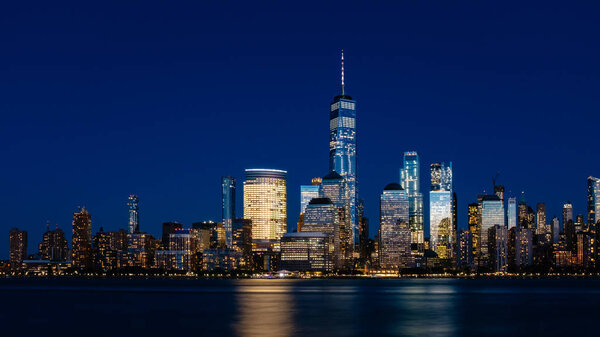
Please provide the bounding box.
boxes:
[128,194,139,234]
[319,171,352,264]
[9,228,27,265]
[468,203,480,259]
[379,183,411,269]
[329,51,358,246]
[162,222,182,249]
[488,224,508,273]
[300,184,320,214]
[588,176,600,227]
[301,197,340,268]
[243,169,287,250]
[480,195,505,263]
[222,176,236,248]
[563,201,575,251]
[38,227,68,261]
[400,151,424,252]
[429,162,453,259]
[551,217,560,244]
[72,207,92,269]
[507,197,517,229]
[563,201,574,228]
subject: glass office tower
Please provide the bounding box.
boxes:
[480,195,505,263]
[329,51,358,246]
[400,151,424,251]
[379,183,410,269]
[300,185,320,214]
[429,162,453,259]
[319,171,352,263]
[128,194,139,234]
[507,197,517,229]
[302,197,341,267]
[243,169,287,250]
[222,176,236,248]
[588,176,600,227]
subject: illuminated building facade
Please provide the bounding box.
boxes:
[507,197,517,229]
[576,231,595,268]
[222,176,236,248]
[9,228,27,265]
[430,162,453,192]
[192,221,219,250]
[329,51,358,245]
[243,169,287,250]
[155,251,195,271]
[551,217,560,244]
[515,227,533,267]
[161,222,183,249]
[93,228,116,270]
[563,202,576,251]
[128,194,139,234]
[458,229,473,268]
[72,207,92,269]
[468,203,480,259]
[300,185,320,215]
[280,232,333,272]
[588,176,600,227]
[494,185,505,202]
[319,171,352,263]
[38,228,68,261]
[429,162,453,259]
[535,202,548,237]
[563,201,573,228]
[400,151,424,252]
[488,224,508,272]
[124,232,155,268]
[301,197,340,267]
[518,194,535,230]
[379,183,411,269]
[480,195,504,263]
[232,218,252,268]
[202,248,241,272]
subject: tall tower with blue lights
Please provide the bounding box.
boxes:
[128,194,139,234]
[329,50,358,245]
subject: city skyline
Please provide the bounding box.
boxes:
[1,2,599,258]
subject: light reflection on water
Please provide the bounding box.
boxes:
[231,280,458,337]
[233,284,296,337]
[2,278,600,336]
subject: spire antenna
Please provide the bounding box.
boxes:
[341,49,345,96]
[342,49,344,96]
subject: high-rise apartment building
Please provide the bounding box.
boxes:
[9,228,27,265]
[588,176,600,227]
[488,224,508,273]
[72,207,92,269]
[468,203,481,259]
[162,222,183,249]
[243,169,287,251]
[128,194,139,234]
[38,228,68,261]
[222,176,236,248]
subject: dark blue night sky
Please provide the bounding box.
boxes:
[1,2,599,257]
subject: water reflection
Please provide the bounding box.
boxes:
[233,281,296,337]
